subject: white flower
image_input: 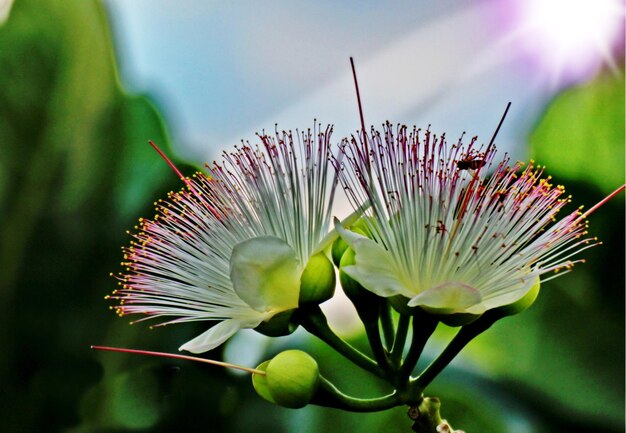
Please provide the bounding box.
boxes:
[109,125,338,353]
[335,123,595,316]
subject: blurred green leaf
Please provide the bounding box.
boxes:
[530,70,625,194]
[0,1,186,432]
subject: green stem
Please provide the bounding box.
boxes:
[399,311,438,379]
[390,314,410,366]
[379,302,395,350]
[363,317,391,371]
[414,311,499,391]
[300,306,385,378]
[311,375,400,412]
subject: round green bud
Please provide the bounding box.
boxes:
[265,350,319,409]
[494,277,541,318]
[255,309,298,337]
[299,253,336,304]
[331,236,349,267]
[251,360,275,404]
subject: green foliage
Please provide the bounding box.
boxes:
[530,71,625,194]
[0,1,185,431]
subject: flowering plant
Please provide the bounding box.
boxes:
[96,61,623,432]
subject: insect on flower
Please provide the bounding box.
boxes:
[456,152,486,171]
[108,126,339,353]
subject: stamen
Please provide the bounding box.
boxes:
[486,102,511,154]
[577,184,625,222]
[350,57,372,177]
[148,140,221,219]
[91,345,265,375]
[350,57,367,143]
[149,140,187,181]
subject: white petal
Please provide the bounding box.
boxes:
[407,282,484,315]
[230,236,301,312]
[179,319,249,353]
[336,222,413,298]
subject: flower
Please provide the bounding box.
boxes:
[109,125,338,353]
[335,123,596,317]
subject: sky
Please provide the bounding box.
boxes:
[103,0,624,165]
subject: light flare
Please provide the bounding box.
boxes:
[496,0,624,85]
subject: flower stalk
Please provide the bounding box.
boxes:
[413,311,500,391]
[313,375,400,412]
[299,305,386,378]
[390,313,410,367]
[399,312,439,380]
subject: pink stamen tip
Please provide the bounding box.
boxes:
[148,140,222,220]
[90,345,265,375]
[578,184,625,222]
[149,140,186,181]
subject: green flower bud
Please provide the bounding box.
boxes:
[299,253,336,304]
[264,350,320,409]
[331,236,349,267]
[251,360,275,404]
[255,309,298,337]
[332,224,370,267]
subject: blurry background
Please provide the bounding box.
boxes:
[0,0,624,432]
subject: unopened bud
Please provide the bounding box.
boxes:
[331,236,349,267]
[332,223,370,267]
[252,350,320,409]
[299,253,336,304]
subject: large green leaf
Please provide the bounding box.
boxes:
[0,1,187,432]
[530,71,625,194]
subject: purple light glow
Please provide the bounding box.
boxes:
[488,0,625,87]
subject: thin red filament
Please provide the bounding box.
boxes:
[91,345,265,375]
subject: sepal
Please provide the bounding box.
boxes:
[299,253,336,304]
[255,309,299,337]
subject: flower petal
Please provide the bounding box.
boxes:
[230,236,301,312]
[336,222,413,298]
[179,319,247,353]
[407,282,484,315]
